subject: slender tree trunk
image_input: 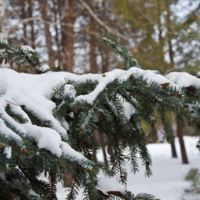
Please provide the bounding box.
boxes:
[52,0,60,56]
[90,17,97,73]
[166,0,174,68]
[66,0,74,72]
[166,0,188,162]
[28,0,35,49]
[49,172,57,200]
[156,0,165,63]
[21,2,27,45]
[102,51,109,73]
[63,1,75,182]
[59,0,68,71]
[99,2,110,163]
[93,148,97,163]
[99,133,108,167]
[177,122,189,164]
[63,170,74,187]
[41,0,55,66]
[171,137,177,158]
[63,0,75,183]
[166,0,179,159]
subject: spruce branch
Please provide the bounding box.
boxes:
[101,36,139,69]
[0,40,41,69]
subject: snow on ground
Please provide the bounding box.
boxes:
[56,136,200,200]
[127,136,200,200]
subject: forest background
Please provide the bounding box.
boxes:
[2,0,200,75]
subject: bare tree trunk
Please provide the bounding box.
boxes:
[59,0,68,71]
[177,122,189,164]
[49,172,57,199]
[156,0,165,63]
[21,2,27,45]
[166,0,174,68]
[92,147,97,163]
[41,0,55,66]
[62,0,75,188]
[101,51,109,73]
[99,133,108,167]
[171,137,177,158]
[90,17,97,73]
[66,0,74,72]
[63,170,74,188]
[166,0,179,159]
[28,0,35,49]
[52,0,60,57]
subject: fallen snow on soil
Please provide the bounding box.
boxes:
[56,136,200,200]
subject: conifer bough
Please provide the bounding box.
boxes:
[0,37,200,200]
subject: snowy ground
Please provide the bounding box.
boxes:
[56,136,200,200]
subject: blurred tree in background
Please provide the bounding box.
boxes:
[3,0,200,74]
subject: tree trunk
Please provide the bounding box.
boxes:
[49,172,57,200]
[63,170,74,188]
[90,17,97,73]
[21,2,27,45]
[98,133,108,167]
[63,1,75,184]
[41,0,55,67]
[102,52,108,73]
[92,147,97,163]
[177,122,189,164]
[93,130,109,167]
[28,0,35,49]
[166,0,175,68]
[166,0,179,159]
[52,0,60,57]
[66,0,74,72]
[156,0,165,63]
[171,137,177,158]
[59,0,68,71]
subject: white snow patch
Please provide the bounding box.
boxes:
[60,141,87,161]
[21,45,35,52]
[95,177,124,195]
[167,72,200,88]
[22,123,62,157]
[119,67,180,90]
[4,146,11,159]
[40,64,50,72]
[64,84,76,98]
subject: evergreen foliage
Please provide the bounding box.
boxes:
[101,36,139,69]
[0,40,41,69]
[0,37,200,200]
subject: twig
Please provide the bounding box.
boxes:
[5,99,24,107]
[78,0,131,39]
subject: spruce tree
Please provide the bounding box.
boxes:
[0,37,200,200]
